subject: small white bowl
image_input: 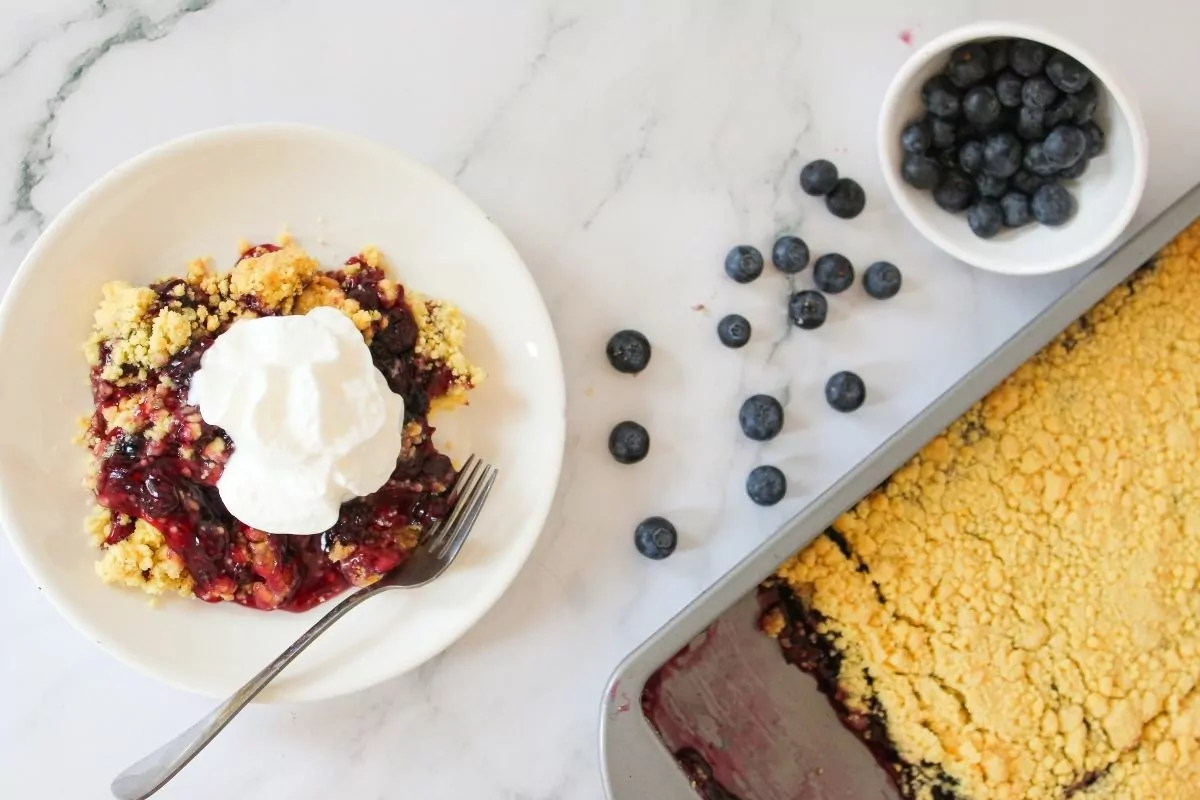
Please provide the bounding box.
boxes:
[878,22,1148,275]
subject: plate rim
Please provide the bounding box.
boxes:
[0,122,567,701]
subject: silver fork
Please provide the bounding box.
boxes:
[110,456,497,800]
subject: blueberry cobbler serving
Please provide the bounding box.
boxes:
[79,239,483,612]
[759,221,1200,799]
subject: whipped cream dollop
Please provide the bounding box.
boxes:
[188,307,404,535]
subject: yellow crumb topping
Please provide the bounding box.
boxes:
[409,291,486,393]
[88,509,194,598]
[774,220,1200,800]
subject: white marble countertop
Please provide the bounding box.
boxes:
[2,1,1199,798]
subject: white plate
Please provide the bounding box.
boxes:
[0,124,565,702]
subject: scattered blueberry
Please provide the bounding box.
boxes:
[1021,75,1058,110]
[788,290,828,329]
[1032,183,1075,226]
[717,314,751,348]
[962,85,1002,129]
[967,199,1004,238]
[825,178,866,219]
[900,121,932,155]
[863,261,902,300]
[1059,157,1089,180]
[1081,121,1105,158]
[995,70,1023,108]
[1043,125,1087,169]
[1009,39,1048,76]
[982,132,1022,178]
[746,466,787,506]
[825,370,866,412]
[1000,191,1033,227]
[957,140,984,174]
[606,330,651,374]
[933,170,975,212]
[1010,169,1046,196]
[1016,105,1046,141]
[800,159,839,196]
[985,40,1010,74]
[901,153,941,190]
[813,253,855,294]
[930,117,957,150]
[975,173,1008,199]
[1045,52,1091,94]
[739,395,784,441]
[772,235,810,274]
[609,421,650,464]
[725,245,764,283]
[634,517,677,560]
[1022,142,1060,177]
[922,75,961,118]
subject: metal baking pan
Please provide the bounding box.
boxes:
[600,181,1200,800]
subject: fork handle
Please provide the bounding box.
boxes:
[110,584,381,800]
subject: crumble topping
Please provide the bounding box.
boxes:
[80,238,483,609]
[770,220,1200,800]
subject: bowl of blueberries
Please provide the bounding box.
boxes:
[878,22,1147,275]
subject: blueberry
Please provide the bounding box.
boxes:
[746,466,787,507]
[962,85,1002,129]
[975,173,1008,199]
[947,43,990,88]
[1022,142,1060,177]
[1059,157,1089,180]
[922,75,961,119]
[1021,75,1058,109]
[1045,51,1091,93]
[967,199,1004,238]
[739,395,784,441]
[1032,183,1075,226]
[930,117,957,150]
[800,159,839,196]
[606,330,651,374]
[813,253,855,294]
[634,517,677,560]
[982,133,1022,178]
[932,146,959,172]
[1009,39,1048,76]
[115,435,143,461]
[725,245,764,283]
[1070,83,1098,124]
[1010,169,1046,196]
[986,40,1011,74]
[1043,125,1087,169]
[1000,191,1033,227]
[825,179,866,219]
[1016,106,1046,141]
[609,421,650,464]
[825,370,866,412]
[788,290,828,329]
[1043,94,1076,128]
[863,261,902,300]
[933,169,975,212]
[1082,121,1105,157]
[717,314,751,348]
[772,235,810,274]
[901,153,941,190]
[900,121,932,155]
[995,70,1023,108]
[957,140,984,175]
